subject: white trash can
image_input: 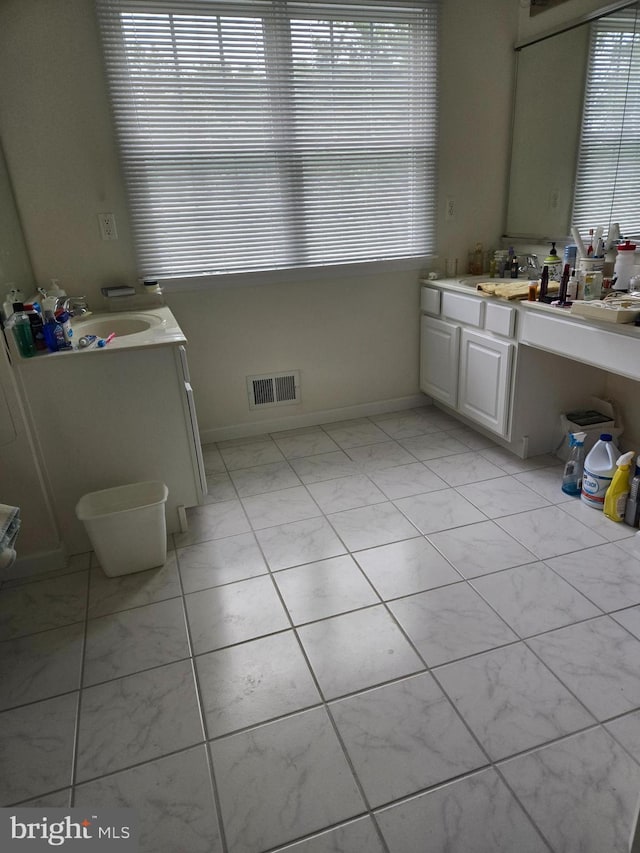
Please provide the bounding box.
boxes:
[76,481,169,577]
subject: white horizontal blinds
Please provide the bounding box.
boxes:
[573,9,640,236]
[96,0,437,278]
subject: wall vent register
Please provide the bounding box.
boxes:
[247,371,301,409]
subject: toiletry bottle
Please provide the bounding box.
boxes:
[538,265,549,300]
[581,433,620,509]
[2,287,23,323]
[43,310,66,353]
[23,302,47,351]
[613,241,638,291]
[9,303,36,358]
[55,310,74,349]
[604,451,635,522]
[510,256,519,278]
[624,465,640,527]
[561,431,586,496]
[567,269,579,300]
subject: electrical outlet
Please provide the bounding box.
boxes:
[98,213,118,241]
[445,197,455,221]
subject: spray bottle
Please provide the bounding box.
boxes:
[604,451,635,522]
[624,464,640,527]
[561,432,587,496]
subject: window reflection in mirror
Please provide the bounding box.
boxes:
[506,1,640,241]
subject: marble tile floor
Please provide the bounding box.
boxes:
[2,405,640,852]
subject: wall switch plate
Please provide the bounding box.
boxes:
[445,197,455,221]
[98,213,118,240]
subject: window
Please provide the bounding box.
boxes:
[573,8,640,236]
[96,0,439,280]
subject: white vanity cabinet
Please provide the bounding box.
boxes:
[419,282,613,457]
[458,329,513,435]
[419,315,460,407]
[14,337,206,555]
[420,286,515,439]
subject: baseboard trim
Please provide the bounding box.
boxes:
[200,393,432,444]
[2,546,67,582]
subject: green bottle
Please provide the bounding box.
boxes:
[11,303,36,358]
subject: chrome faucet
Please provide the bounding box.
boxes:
[62,296,89,317]
[519,254,541,279]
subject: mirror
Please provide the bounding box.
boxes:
[506,1,640,239]
[0,138,34,299]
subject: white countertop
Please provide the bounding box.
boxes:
[10,305,186,364]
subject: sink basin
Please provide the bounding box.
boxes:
[71,312,164,340]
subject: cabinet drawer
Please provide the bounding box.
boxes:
[485,302,516,338]
[442,291,484,327]
[420,286,441,315]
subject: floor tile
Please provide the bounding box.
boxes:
[75,746,222,853]
[500,727,640,853]
[398,432,469,461]
[256,517,347,571]
[0,692,77,805]
[375,768,548,853]
[0,572,87,641]
[272,429,340,459]
[242,486,321,530]
[0,623,83,711]
[424,452,507,486]
[447,426,498,450]
[218,439,285,470]
[298,606,423,699]
[471,562,600,637]
[612,605,640,640]
[346,441,416,471]
[18,790,72,807]
[306,474,386,514]
[202,472,237,504]
[613,535,640,559]
[323,420,390,449]
[412,406,462,431]
[84,598,189,686]
[394,489,486,534]
[201,444,225,474]
[274,555,378,624]
[546,543,640,611]
[76,659,203,782]
[177,532,268,594]
[496,506,606,559]
[185,575,289,654]
[478,448,558,475]
[290,451,359,484]
[368,463,447,500]
[513,465,568,504]
[389,583,518,667]
[558,499,637,541]
[271,817,385,853]
[354,537,460,600]
[428,521,535,578]
[327,502,419,551]
[196,631,320,738]
[331,673,486,807]
[230,461,301,497]
[457,476,550,518]
[173,501,251,547]
[211,707,365,853]
[88,555,181,619]
[604,709,640,762]
[528,616,640,720]
[371,409,438,439]
[436,643,594,760]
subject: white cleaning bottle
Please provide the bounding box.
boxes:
[604,451,635,522]
[581,433,620,509]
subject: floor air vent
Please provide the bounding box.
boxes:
[247,371,301,409]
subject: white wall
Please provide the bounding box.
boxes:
[0,0,518,437]
[518,0,621,42]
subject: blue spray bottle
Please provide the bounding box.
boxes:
[561,431,587,496]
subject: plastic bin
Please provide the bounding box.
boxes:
[76,481,169,577]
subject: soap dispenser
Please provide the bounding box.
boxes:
[544,242,562,281]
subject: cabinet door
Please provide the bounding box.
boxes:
[458,329,513,436]
[420,315,460,407]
